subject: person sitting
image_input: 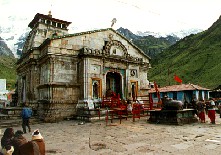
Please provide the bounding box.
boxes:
[12,130,27,155]
[127,102,133,114]
[1,128,14,149]
[1,128,15,155]
[18,129,45,155]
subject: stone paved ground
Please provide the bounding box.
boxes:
[1,114,221,155]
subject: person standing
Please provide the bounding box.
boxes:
[18,129,45,155]
[197,100,206,123]
[21,103,32,133]
[191,95,198,116]
[208,98,216,124]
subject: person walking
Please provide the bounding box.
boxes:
[11,130,27,155]
[21,103,32,133]
[208,98,216,124]
[18,129,45,155]
[197,100,206,123]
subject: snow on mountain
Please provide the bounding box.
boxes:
[136,28,203,38]
[0,15,203,58]
[0,15,31,58]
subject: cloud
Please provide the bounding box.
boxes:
[1,0,221,33]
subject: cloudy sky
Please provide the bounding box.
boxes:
[1,0,221,34]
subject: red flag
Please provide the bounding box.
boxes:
[174,74,182,83]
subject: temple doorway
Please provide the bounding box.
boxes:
[106,72,122,97]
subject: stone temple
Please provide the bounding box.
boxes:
[16,12,151,122]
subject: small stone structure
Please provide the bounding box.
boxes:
[148,109,198,125]
[148,98,198,124]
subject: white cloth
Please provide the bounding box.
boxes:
[127,104,132,112]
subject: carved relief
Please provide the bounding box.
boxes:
[130,69,137,77]
[104,40,127,55]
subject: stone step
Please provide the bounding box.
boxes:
[0,117,43,129]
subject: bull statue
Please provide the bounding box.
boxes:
[161,96,184,110]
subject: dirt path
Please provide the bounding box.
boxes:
[1,114,221,155]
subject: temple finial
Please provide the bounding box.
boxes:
[48,11,52,18]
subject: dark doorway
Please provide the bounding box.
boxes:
[106,72,122,97]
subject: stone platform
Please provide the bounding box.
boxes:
[148,109,198,125]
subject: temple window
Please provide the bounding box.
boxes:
[41,19,45,23]
[62,24,67,29]
[46,20,51,25]
[57,23,61,28]
[92,79,101,99]
[113,49,116,54]
[52,21,56,27]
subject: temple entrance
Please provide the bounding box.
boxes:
[106,72,122,97]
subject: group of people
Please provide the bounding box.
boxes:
[0,128,45,155]
[195,98,216,124]
[0,102,45,155]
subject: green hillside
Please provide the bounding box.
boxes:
[133,35,178,58]
[117,27,179,58]
[149,15,221,89]
[0,55,17,90]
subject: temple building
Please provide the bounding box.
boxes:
[16,12,151,121]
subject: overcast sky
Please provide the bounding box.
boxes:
[1,0,221,34]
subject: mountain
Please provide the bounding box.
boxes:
[149,15,221,89]
[0,14,31,58]
[14,32,29,57]
[117,27,179,58]
[0,37,17,90]
[1,13,200,59]
[0,36,14,57]
[2,26,179,59]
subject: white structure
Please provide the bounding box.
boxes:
[0,79,9,100]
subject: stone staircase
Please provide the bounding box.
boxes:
[0,107,43,129]
[0,117,43,129]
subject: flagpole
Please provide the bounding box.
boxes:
[168,68,170,85]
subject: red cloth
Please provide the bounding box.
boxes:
[154,81,160,100]
[208,110,216,123]
[198,111,205,122]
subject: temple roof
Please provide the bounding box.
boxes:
[50,28,151,60]
[28,13,72,28]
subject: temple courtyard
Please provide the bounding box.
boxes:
[1,114,221,155]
